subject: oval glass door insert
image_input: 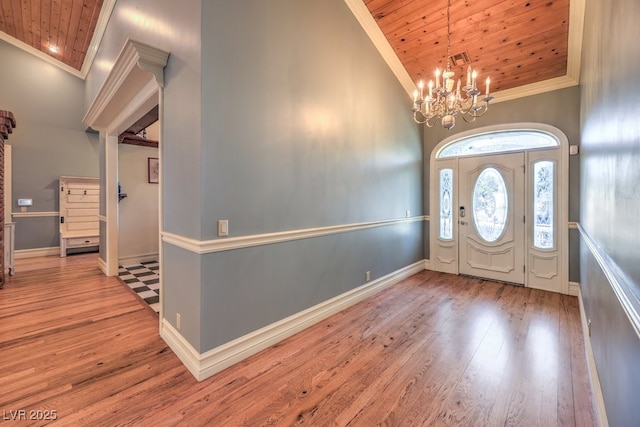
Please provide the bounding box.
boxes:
[472,168,508,242]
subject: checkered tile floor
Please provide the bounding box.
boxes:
[118,261,160,313]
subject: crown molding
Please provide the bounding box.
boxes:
[342,0,416,98]
[80,0,117,78]
[490,75,579,104]
[0,32,83,78]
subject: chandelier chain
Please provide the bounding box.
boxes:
[410,0,494,129]
[446,0,451,71]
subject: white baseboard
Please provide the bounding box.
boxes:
[424,259,431,270]
[160,320,202,379]
[161,260,426,382]
[98,257,108,275]
[569,281,580,296]
[118,252,159,266]
[14,247,60,259]
[578,290,609,427]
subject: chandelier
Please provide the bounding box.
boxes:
[411,0,494,129]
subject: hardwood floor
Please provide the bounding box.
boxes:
[0,254,596,426]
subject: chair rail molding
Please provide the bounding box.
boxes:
[162,216,424,255]
[578,224,640,340]
[12,211,59,218]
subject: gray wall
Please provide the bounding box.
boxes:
[422,86,581,282]
[200,0,422,237]
[88,0,423,352]
[579,0,640,424]
[84,0,204,241]
[84,0,204,343]
[193,0,423,350]
[0,40,99,251]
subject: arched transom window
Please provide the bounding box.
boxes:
[437,130,559,159]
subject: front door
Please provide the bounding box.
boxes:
[458,153,525,284]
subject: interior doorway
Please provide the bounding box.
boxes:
[117,107,160,312]
[429,123,569,294]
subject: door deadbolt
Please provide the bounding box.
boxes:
[459,206,466,218]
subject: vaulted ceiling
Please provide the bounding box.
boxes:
[0,0,583,100]
[363,0,571,93]
[0,0,113,77]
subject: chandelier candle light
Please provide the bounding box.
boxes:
[411,0,494,129]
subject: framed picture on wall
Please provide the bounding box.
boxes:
[148,157,159,184]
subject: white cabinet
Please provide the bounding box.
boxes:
[59,176,100,257]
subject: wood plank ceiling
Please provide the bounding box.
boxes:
[0,0,104,72]
[364,0,570,93]
[0,0,571,95]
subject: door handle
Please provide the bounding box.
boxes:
[460,220,467,225]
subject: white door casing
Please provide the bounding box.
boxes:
[429,123,569,294]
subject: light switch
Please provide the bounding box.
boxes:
[218,220,229,237]
[569,145,579,155]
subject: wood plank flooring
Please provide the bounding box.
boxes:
[0,254,596,426]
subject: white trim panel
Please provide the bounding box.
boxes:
[569,281,580,297]
[161,260,426,381]
[98,257,108,276]
[4,145,11,224]
[12,211,59,218]
[162,216,424,255]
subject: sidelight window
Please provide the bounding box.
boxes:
[533,161,554,249]
[439,168,453,240]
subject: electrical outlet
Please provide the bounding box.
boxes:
[365,271,371,282]
[176,313,181,330]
